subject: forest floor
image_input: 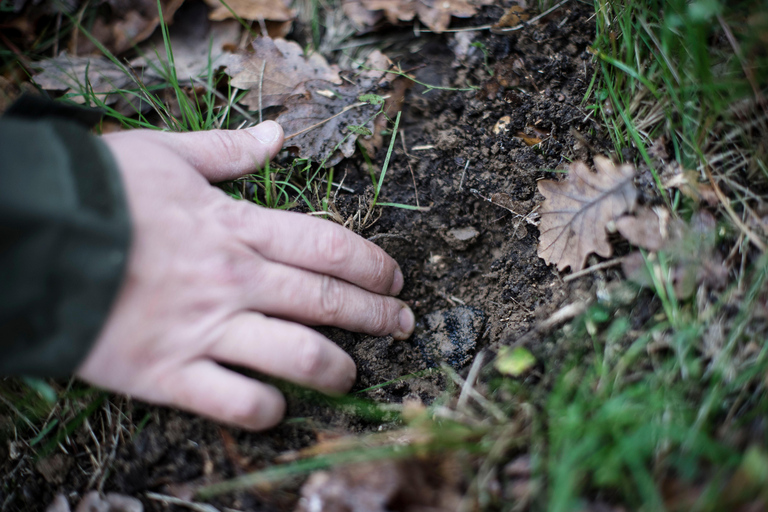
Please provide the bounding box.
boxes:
[2,0,768,511]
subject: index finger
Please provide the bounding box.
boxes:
[227,202,404,296]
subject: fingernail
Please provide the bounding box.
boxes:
[395,306,415,340]
[390,266,404,295]
[248,121,281,144]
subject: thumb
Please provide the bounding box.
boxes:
[153,121,284,182]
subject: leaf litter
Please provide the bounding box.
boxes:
[342,0,495,33]
[537,156,637,272]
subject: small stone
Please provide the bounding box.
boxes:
[413,306,485,368]
[443,226,480,250]
[493,115,512,135]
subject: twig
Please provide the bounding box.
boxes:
[146,492,224,512]
[538,301,590,331]
[459,159,470,191]
[492,0,571,33]
[457,351,485,410]
[470,188,539,225]
[400,130,421,208]
[563,257,625,282]
[443,366,507,422]
[704,165,767,253]
[284,102,367,141]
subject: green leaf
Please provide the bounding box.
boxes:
[358,93,385,105]
[495,346,536,377]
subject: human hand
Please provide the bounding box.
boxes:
[76,122,414,430]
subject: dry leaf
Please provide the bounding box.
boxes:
[32,53,137,105]
[492,5,530,29]
[537,157,637,272]
[226,39,393,165]
[295,458,462,512]
[615,206,669,251]
[203,0,294,22]
[72,0,185,55]
[275,79,381,166]
[224,37,342,110]
[345,0,494,33]
[343,0,384,29]
[516,132,542,146]
[131,4,241,84]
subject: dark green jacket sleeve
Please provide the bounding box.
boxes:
[0,97,131,377]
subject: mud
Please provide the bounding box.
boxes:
[1,3,605,510]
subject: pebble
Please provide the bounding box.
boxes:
[412,306,485,368]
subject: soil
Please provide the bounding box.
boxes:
[1,3,609,510]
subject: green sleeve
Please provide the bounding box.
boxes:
[0,98,131,377]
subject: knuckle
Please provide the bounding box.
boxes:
[315,227,351,267]
[367,245,391,290]
[210,131,243,164]
[319,275,344,320]
[297,338,327,380]
[368,301,392,335]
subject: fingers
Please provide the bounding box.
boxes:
[152,121,284,182]
[244,260,415,340]
[228,203,404,296]
[160,359,286,430]
[209,313,356,394]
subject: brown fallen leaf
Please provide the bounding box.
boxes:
[203,0,294,22]
[615,206,669,251]
[294,458,462,512]
[537,157,637,272]
[275,78,381,166]
[32,53,137,105]
[621,210,728,299]
[492,5,530,30]
[516,132,543,146]
[224,37,342,111]
[345,0,494,33]
[72,0,185,55]
[130,3,241,84]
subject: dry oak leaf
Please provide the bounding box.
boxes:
[615,206,669,251]
[224,37,342,111]
[131,3,241,85]
[203,0,294,22]
[275,77,381,167]
[537,157,637,272]
[347,0,494,33]
[72,0,185,55]
[32,53,137,105]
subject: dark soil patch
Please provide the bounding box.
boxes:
[1,4,609,510]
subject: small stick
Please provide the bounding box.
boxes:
[146,492,224,512]
[457,351,485,410]
[704,165,767,253]
[563,257,625,282]
[284,102,367,141]
[400,129,421,208]
[459,159,470,190]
